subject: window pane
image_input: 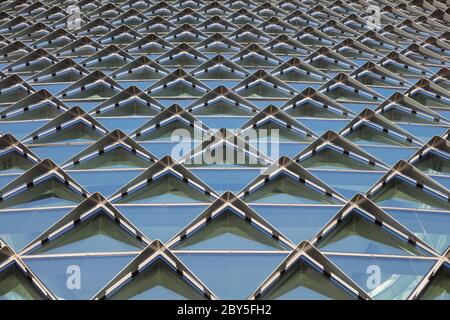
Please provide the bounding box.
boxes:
[328,255,434,300]
[176,252,287,300]
[23,254,136,300]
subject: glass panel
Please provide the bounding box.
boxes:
[323,86,377,103]
[176,252,287,300]
[382,63,424,77]
[32,212,146,255]
[28,122,104,144]
[196,115,250,129]
[328,255,434,300]
[190,168,260,194]
[117,204,207,242]
[29,144,88,165]
[259,258,356,300]
[68,170,142,197]
[370,178,450,211]
[114,68,163,81]
[251,205,341,244]
[65,147,154,169]
[2,104,64,121]
[309,59,351,72]
[159,55,203,67]
[254,121,314,143]
[299,148,381,170]
[413,153,450,176]
[386,209,450,254]
[190,103,255,116]
[109,259,207,300]
[0,121,46,140]
[0,265,43,300]
[114,174,214,204]
[0,151,35,173]
[286,103,349,119]
[0,88,31,104]
[0,207,69,252]
[24,254,136,300]
[134,120,197,142]
[419,264,450,300]
[316,212,427,256]
[0,174,20,188]
[96,117,148,134]
[195,69,244,81]
[36,70,85,84]
[172,209,288,251]
[311,170,384,199]
[238,84,292,98]
[63,83,119,100]
[141,141,196,160]
[236,57,279,68]
[276,70,324,83]
[150,83,205,97]
[360,146,417,166]
[380,108,439,124]
[95,102,160,117]
[398,124,446,142]
[0,179,85,210]
[343,125,413,147]
[185,145,267,168]
[409,92,448,109]
[243,174,340,205]
[83,56,129,69]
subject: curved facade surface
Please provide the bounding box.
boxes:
[0,0,449,300]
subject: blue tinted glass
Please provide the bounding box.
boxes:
[251,205,341,244]
[140,142,196,159]
[190,168,261,194]
[386,209,450,254]
[370,177,450,211]
[117,81,156,90]
[297,119,348,135]
[0,207,71,251]
[259,258,356,300]
[0,121,46,139]
[96,117,149,134]
[419,264,450,300]
[29,144,89,165]
[24,254,136,300]
[328,254,434,300]
[360,146,418,166]
[107,258,207,300]
[397,124,447,142]
[432,176,450,190]
[68,170,143,197]
[117,204,207,242]
[172,210,290,251]
[0,264,44,300]
[316,212,428,256]
[64,101,100,112]
[0,179,85,210]
[32,84,67,95]
[0,174,21,188]
[31,213,146,255]
[310,170,384,199]
[197,116,250,129]
[176,252,287,300]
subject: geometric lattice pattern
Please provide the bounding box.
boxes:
[0,0,449,300]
